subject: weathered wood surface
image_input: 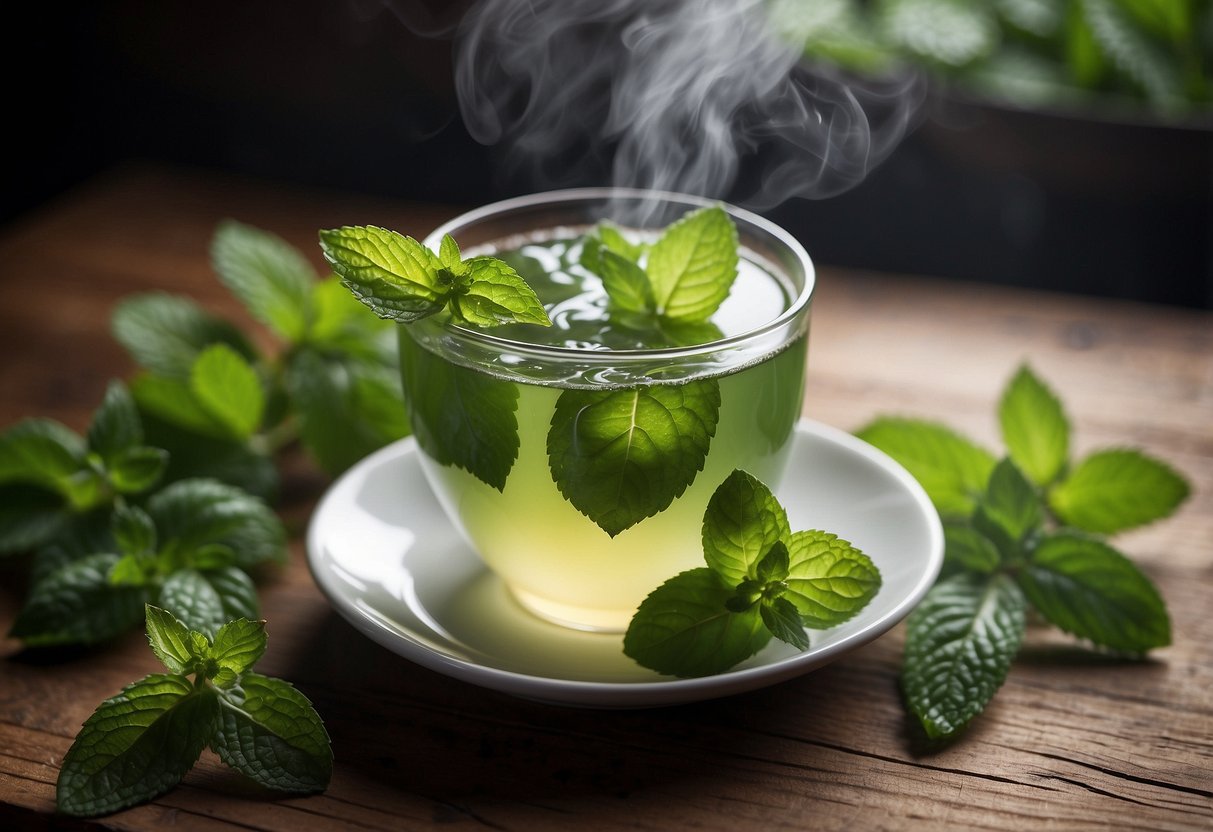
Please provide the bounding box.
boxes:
[1,166,1210,830]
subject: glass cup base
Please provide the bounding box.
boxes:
[507,585,632,633]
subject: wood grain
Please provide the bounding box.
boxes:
[1,165,1210,830]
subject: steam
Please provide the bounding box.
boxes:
[454,0,922,209]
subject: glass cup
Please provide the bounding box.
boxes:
[403,189,814,631]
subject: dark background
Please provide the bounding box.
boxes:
[7,0,1212,307]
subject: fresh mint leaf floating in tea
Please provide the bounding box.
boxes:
[319,226,552,328]
[625,469,881,677]
[56,605,332,818]
[857,363,1188,740]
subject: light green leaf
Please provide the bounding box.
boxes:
[701,469,790,586]
[784,530,882,628]
[646,206,739,322]
[107,446,169,495]
[903,573,1026,739]
[880,0,1000,67]
[598,249,654,314]
[623,568,771,677]
[112,505,156,557]
[548,380,721,536]
[61,468,110,511]
[599,224,644,262]
[56,675,218,817]
[210,618,267,676]
[1018,532,1170,652]
[438,233,465,274]
[0,485,67,555]
[307,276,389,348]
[112,293,257,380]
[87,381,143,462]
[190,343,265,440]
[146,479,285,569]
[318,225,447,322]
[942,523,1001,575]
[0,418,86,494]
[761,596,810,651]
[855,418,997,517]
[979,458,1043,545]
[211,220,315,341]
[144,605,202,674]
[449,256,553,328]
[1048,448,1190,534]
[213,673,333,793]
[158,567,258,638]
[130,373,230,439]
[399,330,518,491]
[9,554,148,646]
[998,365,1069,486]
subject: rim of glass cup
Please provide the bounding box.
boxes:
[420,188,815,366]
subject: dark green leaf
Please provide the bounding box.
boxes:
[998,365,1069,486]
[449,256,553,328]
[210,618,267,676]
[0,485,67,556]
[87,381,143,461]
[784,529,882,628]
[399,330,518,490]
[318,225,447,322]
[28,511,114,584]
[979,458,1043,544]
[0,418,86,494]
[1018,532,1170,652]
[903,573,1026,739]
[107,446,169,495]
[646,206,739,322]
[190,344,265,440]
[61,468,110,511]
[56,675,218,817]
[756,540,791,584]
[1083,0,1185,105]
[598,249,654,314]
[111,293,256,380]
[146,479,285,569]
[623,568,771,677]
[138,409,278,501]
[549,380,720,536]
[701,468,790,586]
[762,596,810,651]
[856,417,996,517]
[942,522,1001,575]
[213,673,332,793]
[10,554,148,645]
[211,220,315,341]
[159,568,258,637]
[1048,448,1190,534]
[144,605,203,674]
[112,505,156,557]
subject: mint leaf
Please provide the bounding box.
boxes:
[942,522,1001,575]
[112,293,256,380]
[449,256,552,328]
[113,505,156,557]
[159,568,258,637]
[755,539,791,583]
[438,233,465,274]
[131,373,231,439]
[881,0,999,67]
[319,225,447,322]
[307,276,390,348]
[213,673,333,793]
[139,409,278,501]
[108,553,153,587]
[145,605,203,674]
[903,573,1027,739]
[28,512,113,584]
[1017,532,1170,652]
[1048,448,1190,534]
[211,220,315,341]
[286,348,409,476]
[701,469,790,586]
[784,530,882,628]
[856,417,997,516]
[87,382,143,462]
[107,446,169,495]
[623,568,771,677]
[190,344,265,440]
[548,380,720,536]
[146,479,285,569]
[579,224,644,277]
[0,418,86,494]
[10,554,148,646]
[646,206,739,322]
[979,458,1043,544]
[56,675,218,817]
[761,596,810,651]
[999,365,1069,486]
[598,249,654,314]
[400,331,518,490]
[0,485,66,555]
[210,618,267,676]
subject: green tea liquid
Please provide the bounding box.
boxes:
[402,236,807,631]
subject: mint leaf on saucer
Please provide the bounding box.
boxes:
[1048,448,1190,534]
[903,573,1026,739]
[190,343,265,440]
[701,468,790,586]
[1017,532,1170,652]
[783,530,882,628]
[112,293,257,380]
[623,568,771,677]
[646,205,739,322]
[211,220,315,342]
[547,380,720,536]
[999,365,1068,486]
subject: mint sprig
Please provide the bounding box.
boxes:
[56,605,332,818]
[857,363,1188,740]
[624,469,882,677]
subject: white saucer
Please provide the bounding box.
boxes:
[306,420,942,708]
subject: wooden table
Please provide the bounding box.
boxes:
[2,166,1210,830]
